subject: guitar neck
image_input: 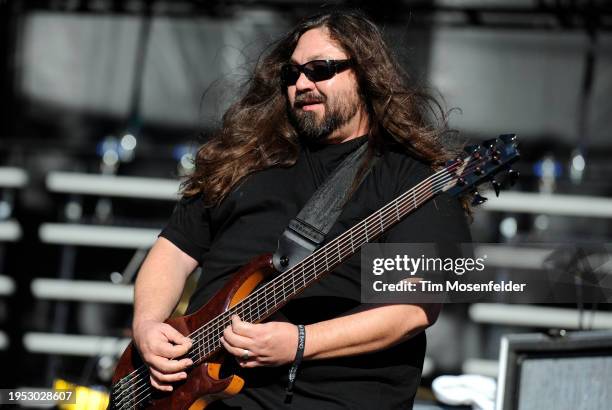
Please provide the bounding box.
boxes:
[110,134,518,409]
[189,165,458,363]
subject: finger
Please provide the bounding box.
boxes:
[160,323,192,346]
[223,325,251,348]
[221,336,251,360]
[149,356,193,374]
[149,367,187,383]
[239,359,261,368]
[220,336,239,356]
[155,340,192,359]
[231,315,254,336]
[149,375,173,392]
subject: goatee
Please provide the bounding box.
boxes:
[288,90,360,141]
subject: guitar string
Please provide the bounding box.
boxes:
[118,156,495,409]
[172,162,470,358]
[114,160,470,409]
[114,158,476,410]
[124,161,491,410]
[112,164,460,409]
[184,166,459,356]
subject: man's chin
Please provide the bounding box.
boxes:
[296,121,329,141]
[289,110,331,141]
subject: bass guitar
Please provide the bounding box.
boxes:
[109,134,520,409]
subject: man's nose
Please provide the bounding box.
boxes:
[295,71,315,90]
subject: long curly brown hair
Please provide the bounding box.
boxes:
[182,10,461,208]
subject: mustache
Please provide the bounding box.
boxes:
[294,92,326,108]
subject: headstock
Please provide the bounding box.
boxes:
[443,134,520,205]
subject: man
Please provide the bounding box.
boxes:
[132,10,471,409]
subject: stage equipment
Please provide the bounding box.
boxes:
[496,330,612,410]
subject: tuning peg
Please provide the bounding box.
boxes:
[492,149,502,164]
[499,134,517,145]
[482,139,497,149]
[491,179,501,197]
[464,144,480,154]
[507,168,520,186]
[471,191,488,206]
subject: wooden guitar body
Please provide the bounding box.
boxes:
[109,253,276,409]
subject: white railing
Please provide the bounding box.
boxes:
[46,172,180,200]
[469,304,612,329]
[39,223,159,248]
[0,167,28,188]
[0,275,15,296]
[0,220,22,241]
[31,279,133,304]
[483,192,612,218]
[23,333,130,357]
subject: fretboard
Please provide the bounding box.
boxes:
[186,166,456,364]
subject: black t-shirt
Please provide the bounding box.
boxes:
[160,135,472,409]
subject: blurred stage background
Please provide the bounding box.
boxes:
[1,0,611,408]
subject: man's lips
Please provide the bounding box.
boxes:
[300,102,323,111]
[295,101,324,110]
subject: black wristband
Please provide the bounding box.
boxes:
[285,324,305,403]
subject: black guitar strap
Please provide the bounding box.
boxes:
[272,140,378,272]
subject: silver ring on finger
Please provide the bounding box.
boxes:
[241,349,249,361]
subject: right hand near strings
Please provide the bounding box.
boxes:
[133,319,193,391]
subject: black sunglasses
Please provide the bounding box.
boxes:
[281,59,353,86]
